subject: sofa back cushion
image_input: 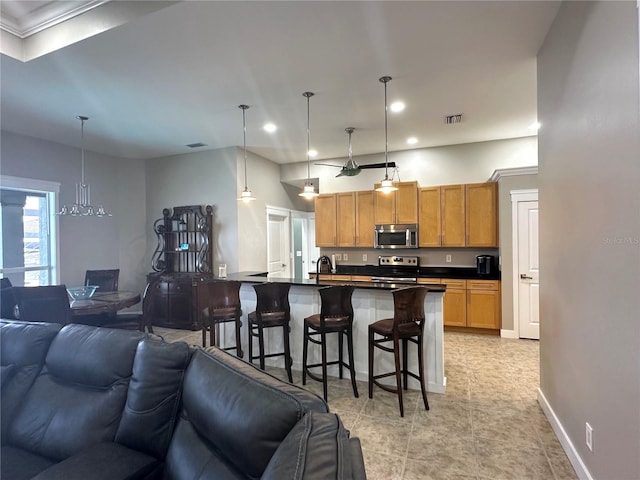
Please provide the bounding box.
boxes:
[8,324,146,461]
[0,320,62,442]
[164,348,328,480]
[116,338,191,459]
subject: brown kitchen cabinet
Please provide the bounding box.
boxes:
[418,187,441,247]
[374,181,418,224]
[466,279,501,329]
[465,182,498,247]
[336,192,356,247]
[355,190,375,247]
[440,185,466,247]
[441,279,467,327]
[314,194,337,247]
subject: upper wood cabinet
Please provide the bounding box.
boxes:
[355,190,375,247]
[314,194,336,247]
[374,181,418,224]
[336,192,356,247]
[418,187,441,247]
[465,182,498,247]
[440,185,466,247]
[419,182,498,247]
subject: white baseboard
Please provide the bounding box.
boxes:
[500,329,518,339]
[537,388,593,480]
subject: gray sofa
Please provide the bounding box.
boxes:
[0,320,366,479]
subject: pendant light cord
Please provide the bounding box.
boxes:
[379,76,392,181]
[78,116,88,186]
[303,92,314,181]
[240,104,249,189]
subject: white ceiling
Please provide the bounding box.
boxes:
[0,1,560,164]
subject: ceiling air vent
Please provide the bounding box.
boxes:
[445,113,463,125]
[186,142,207,148]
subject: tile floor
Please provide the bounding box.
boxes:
[154,327,577,480]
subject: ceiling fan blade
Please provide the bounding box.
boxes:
[315,163,342,168]
[357,161,397,169]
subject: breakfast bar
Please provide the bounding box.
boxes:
[211,273,447,394]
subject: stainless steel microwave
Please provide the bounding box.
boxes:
[374,224,418,249]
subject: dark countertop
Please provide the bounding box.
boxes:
[309,265,501,281]
[222,272,446,292]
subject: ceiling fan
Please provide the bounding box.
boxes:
[315,127,396,177]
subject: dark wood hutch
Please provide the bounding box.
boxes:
[146,205,213,330]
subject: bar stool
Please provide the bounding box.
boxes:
[303,285,359,401]
[368,286,429,417]
[247,283,293,382]
[200,280,243,357]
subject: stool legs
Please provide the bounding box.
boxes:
[393,336,404,417]
[283,323,293,383]
[346,328,359,398]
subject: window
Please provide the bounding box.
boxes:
[0,176,59,286]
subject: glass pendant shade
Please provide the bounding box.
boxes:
[374,76,398,194]
[238,104,256,202]
[57,116,112,216]
[299,91,319,199]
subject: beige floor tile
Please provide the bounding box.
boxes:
[158,328,578,480]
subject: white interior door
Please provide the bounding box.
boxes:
[516,197,540,339]
[267,207,290,278]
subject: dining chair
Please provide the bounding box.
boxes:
[1,278,18,319]
[14,285,72,325]
[368,286,429,417]
[84,269,119,292]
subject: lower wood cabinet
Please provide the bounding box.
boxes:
[421,278,501,330]
[466,280,501,329]
[145,272,210,330]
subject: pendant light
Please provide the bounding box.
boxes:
[375,76,399,194]
[237,104,256,203]
[57,116,112,217]
[299,91,319,199]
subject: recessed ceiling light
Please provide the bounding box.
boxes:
[263,123,277,133]
[529,122,541,131]
[308,149,318,157]
[390,101,405,112]
[186,142,207,148]
[406,137,418,145]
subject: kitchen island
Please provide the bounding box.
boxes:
[210,272,447,394]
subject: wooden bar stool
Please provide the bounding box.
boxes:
[247,283,293,382]
[200,280,243,358]
[368,286,429,417]
[303,285,359,401]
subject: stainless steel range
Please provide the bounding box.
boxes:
[371,255,420,284]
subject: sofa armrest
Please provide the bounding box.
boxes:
[349,438,367,480]
[30,442,160,480]
[262,412,367,480]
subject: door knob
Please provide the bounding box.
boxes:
[520,274,533,279]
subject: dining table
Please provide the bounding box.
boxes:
[69,290,141,316]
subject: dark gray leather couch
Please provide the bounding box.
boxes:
[0,320,366,479]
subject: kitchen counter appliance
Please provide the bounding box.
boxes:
[476,255,495,276]
[371,255,419,284]
[374,224,418,249]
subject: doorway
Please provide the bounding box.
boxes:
[291,211,318,279]
[266,207,290,278]
[511,189,539,339]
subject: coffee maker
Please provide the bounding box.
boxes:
[317,255,333,275]
[476,255,495,276]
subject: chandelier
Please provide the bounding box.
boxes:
[58,116,111,217]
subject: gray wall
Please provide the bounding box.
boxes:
[0,130,147,293]
[281,136,538,192]
[145,147,306,276]
[538,2,640,479]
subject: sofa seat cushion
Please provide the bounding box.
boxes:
[165,348,328,479]
[0,445,55,480]
[7,324,147,461]
[30,442,160,480]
